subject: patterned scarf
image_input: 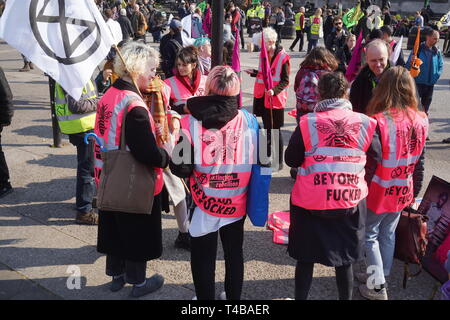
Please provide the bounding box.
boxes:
[143,76,168,145]
[313,98,353,113]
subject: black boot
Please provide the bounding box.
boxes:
[174,232,191,251]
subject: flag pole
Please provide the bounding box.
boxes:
[112,44,143,99]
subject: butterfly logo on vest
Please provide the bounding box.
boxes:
[314,119,361,147]
[97,103,112,135]
[396,125,423,156]
[201,129,241,162]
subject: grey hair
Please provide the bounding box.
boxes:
[114,42,160,79]
[365,39,389,57]
[253,27,278,47]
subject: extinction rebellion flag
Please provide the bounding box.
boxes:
[0,0,115,100]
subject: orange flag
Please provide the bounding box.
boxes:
[410,27,423,78]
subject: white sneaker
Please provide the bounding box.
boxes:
[192,295,197,300]
[358,284,388,300]
[218,291,227,300]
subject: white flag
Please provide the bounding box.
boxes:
[181,14,195,46]
[390,36,403,66]
[0,0,115,100]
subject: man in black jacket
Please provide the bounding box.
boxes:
[118,8,134,41]
[350,39,390,114]
[0,67,13,198]
[325,16,349,56]
[160,19,183,79]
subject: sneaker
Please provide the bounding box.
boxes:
[0,184,13,198]
[218,291,227,300]
[75,210,98,225]
[174,232,191,251]
[131,274,164,298]
[358,284,388,300]
[110,276,125,292]
[289,47,294,52]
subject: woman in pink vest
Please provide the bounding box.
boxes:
[285,72,380,300]
[246,27,290,171]
[164,45,207,115]
[358,66,428,300]
[170,66,256,300]
[95,42,171,298]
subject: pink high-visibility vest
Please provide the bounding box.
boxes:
[164,75,207,109]
[291,108,376,210]
[253,49,290,109]
[94,87,164,196]
[366,109,428,214]
[180,111,255,218]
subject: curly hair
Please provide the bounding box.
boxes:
[114,41,160,79]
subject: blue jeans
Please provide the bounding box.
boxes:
[307,39,318,53]
[364,210,401,286]
[69,132,95,213]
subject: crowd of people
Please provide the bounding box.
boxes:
[1,0,450,301]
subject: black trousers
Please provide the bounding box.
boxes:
[290,30,304,51]
[239,27,245,49]
[190,218,245,300]
[274,25,283,46]
[295,261,354,300]
[106,254,146,285]
[261,107,284,170]
[0,126,10,188]
[416,83,434,114]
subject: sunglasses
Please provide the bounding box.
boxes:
[335,22,342,25]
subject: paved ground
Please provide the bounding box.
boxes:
[0,32,449,300]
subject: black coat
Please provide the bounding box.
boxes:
[160,32,183,79]
[0,67,13,126]
[117,15,134,41]
[97,79,169,262]
[349,65,379,115]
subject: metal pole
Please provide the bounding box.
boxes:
[48,76,62,148]
[211,0,224,68]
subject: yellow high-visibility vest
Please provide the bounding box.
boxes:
[54,81,97,134]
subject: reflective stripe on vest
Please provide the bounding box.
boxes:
[295,12,305,30]
[366,110,428,214]
[181,111,255,218]
[54,81,97,134]
[165,75,207,107]
[291,108,376,211]
[310,17,321,35]
[94,87,164,196]
[254,50,290,109]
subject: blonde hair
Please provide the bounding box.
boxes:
[114,42,160,79]
[366,66,418,116]
[205,66,240,96]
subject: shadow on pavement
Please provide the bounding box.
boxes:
[27,154,76,169]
